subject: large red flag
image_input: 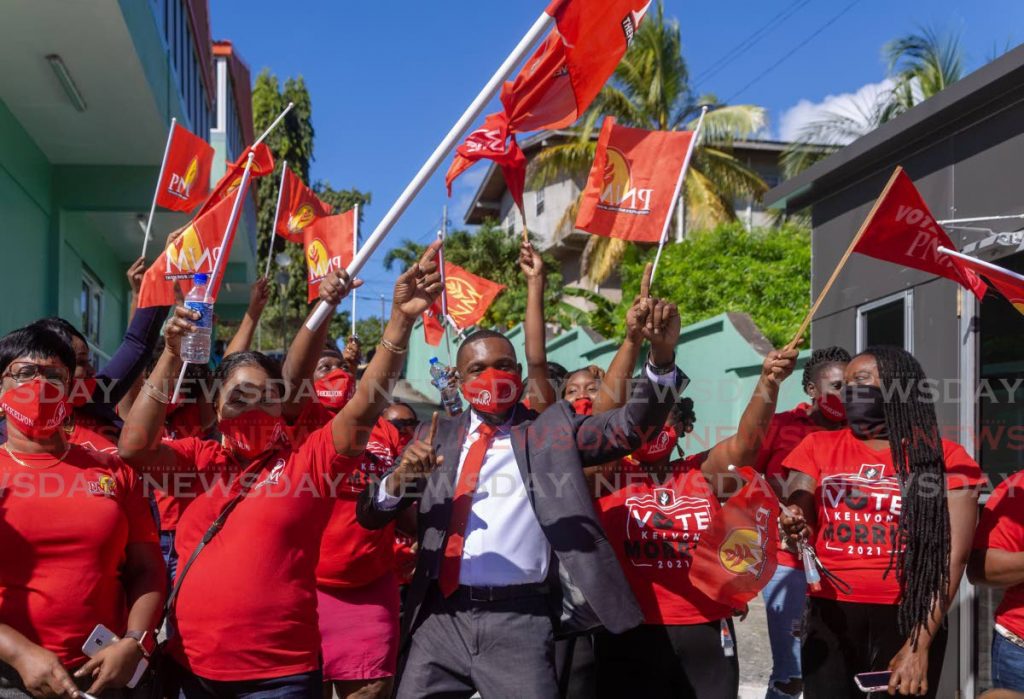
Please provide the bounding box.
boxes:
[275,168,332,243]
[155,123,214,212]
[445,113,527,212]
[304,211,355,303]
[575,118,692,243]
[689,467,780,609]
[942,250,1024,315]
[422,262,506,343]
[195,143,275,218]
[446,0,652,209]
[852,168,987,299]
[137,194,238,308]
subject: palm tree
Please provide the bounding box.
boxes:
[528,2,768,284]
[782,26,965,178]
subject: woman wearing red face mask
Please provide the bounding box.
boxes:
[0,325,165,698]
[753,346,850,699]
[117,245,443,698]
[591,350,797,699]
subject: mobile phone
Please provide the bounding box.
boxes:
[854,671,892,692]
[82,624,149,689]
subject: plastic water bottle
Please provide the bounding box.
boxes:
[180,273,213,364]
[429,357,462,416]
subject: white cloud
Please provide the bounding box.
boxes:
[777,79,895,144]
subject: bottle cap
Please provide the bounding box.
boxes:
[193,273,209,285]
[429,357,439,364]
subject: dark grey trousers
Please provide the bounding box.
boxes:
[396,586,559,699]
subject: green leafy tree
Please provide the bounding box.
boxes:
[617,222,811,348]
[529,1,767,284]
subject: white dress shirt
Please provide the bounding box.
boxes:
[377,365,679,588]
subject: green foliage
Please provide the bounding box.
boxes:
[617,222,811,348]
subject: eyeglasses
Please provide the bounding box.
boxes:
[2,363,70,385]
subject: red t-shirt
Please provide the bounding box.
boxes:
[973,469,1024,638]
[596,456,735,625]
[152,404,208,531]
[288,402,399,588]
[0,445,158,667]
[67,419,120,455]
[754,404,832,568]
[784,429,982,604]
[164,426,354,681]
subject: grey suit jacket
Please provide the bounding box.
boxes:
[356,369,683,641]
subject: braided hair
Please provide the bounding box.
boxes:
[801,345,851,393]
[862,345,949,645]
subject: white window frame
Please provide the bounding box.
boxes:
[856,289,914,353]
[81,269,106,369]
[535,187,545,216]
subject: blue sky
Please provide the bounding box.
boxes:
[210,0,1024,320]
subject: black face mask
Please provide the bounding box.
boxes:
[842,384,888,440]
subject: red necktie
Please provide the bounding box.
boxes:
[438,422,496,597]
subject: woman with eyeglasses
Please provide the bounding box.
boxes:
[0,325,165,698]
[117,245,442,698]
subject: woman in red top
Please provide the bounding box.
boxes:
[755,346,850,699]
[0,325,165,698]
[117,247,442,698]
[782,346,981,698]
[592,349,798,699]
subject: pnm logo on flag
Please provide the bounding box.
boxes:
[576,118,693,243]
[156,123,214,212]
[276,168,332,243]
[303,211,355,302]
[422,262,506,346]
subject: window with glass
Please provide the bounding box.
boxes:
[856,290,913,353]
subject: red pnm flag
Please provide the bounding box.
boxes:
[689,467,780,609]
[195,143,275,218]
[852,167,987,299]
[275,168,332,244]
[137,194,239,308]
[575,117,693,243]
[304,210,355,303]
[446,0,652,210]
[155,123,214,212]
[942,250,1024,315]
[422,262,506,344]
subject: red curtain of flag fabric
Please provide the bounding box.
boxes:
[195,143,275,218]
[155,123,214,212]
[852,167,987,300]
[445,0,653,210]
[575,117,693,243]
[138,194,238,308]
[946,253,1024,315]
[689,467,780,609]
[422,262,506,346]
[304,211,355,303]
[275,168,332,244]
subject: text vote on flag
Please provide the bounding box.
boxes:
[155,123,214,212]
[575,118,693,243]
[304,211,355,303]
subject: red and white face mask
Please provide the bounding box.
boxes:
[315,369,355,411]
[219,409,285,460]
[817,392,846,423]
[1,378,69,440]
[634,424,678,464]
[572,397,594,416]
[460,368,523,416]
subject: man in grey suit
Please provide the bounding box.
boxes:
[357,296,684,698]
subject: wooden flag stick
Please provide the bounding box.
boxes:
[784,166,905,350]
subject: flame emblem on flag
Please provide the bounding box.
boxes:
[225,176,244,198]
[288,203,317,234]
[718,527,763,575]
[183,157,199,191]
[167,225,205,272]
[307,239,330,279]
[445,277,485,323]
[598,148,632,206]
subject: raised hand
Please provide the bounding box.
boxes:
[519,239,544,281]
[385,412,443,497]
[761,347,799,387]
[393,240,444,318]
[644,296,681,366]
[248,277,271,315]
[164,305,200,358]
[126,257,146,297]
[625,263,654,342]
[320,269,363,306]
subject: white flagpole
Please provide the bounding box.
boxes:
[305,10,555,332]
[141,117,177,259]
[264,160,288,278]
[350,203,359,338]
[650,106,707,287]
[254,102,294,147]
[938,245,1024,283]
[438,215,455,364]
[937,213,1024,225]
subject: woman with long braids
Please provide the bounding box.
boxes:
[781,346,981,698]
[755,346,850,699]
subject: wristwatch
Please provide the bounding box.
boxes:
[646,351,676,375]
[124,630,156,659]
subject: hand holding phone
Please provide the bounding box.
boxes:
[81,624,148,689]
[854,670,892,692]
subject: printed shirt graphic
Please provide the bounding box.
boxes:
[784,428,982,604]
[596,455,734,624]
[973,469,1024,638]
